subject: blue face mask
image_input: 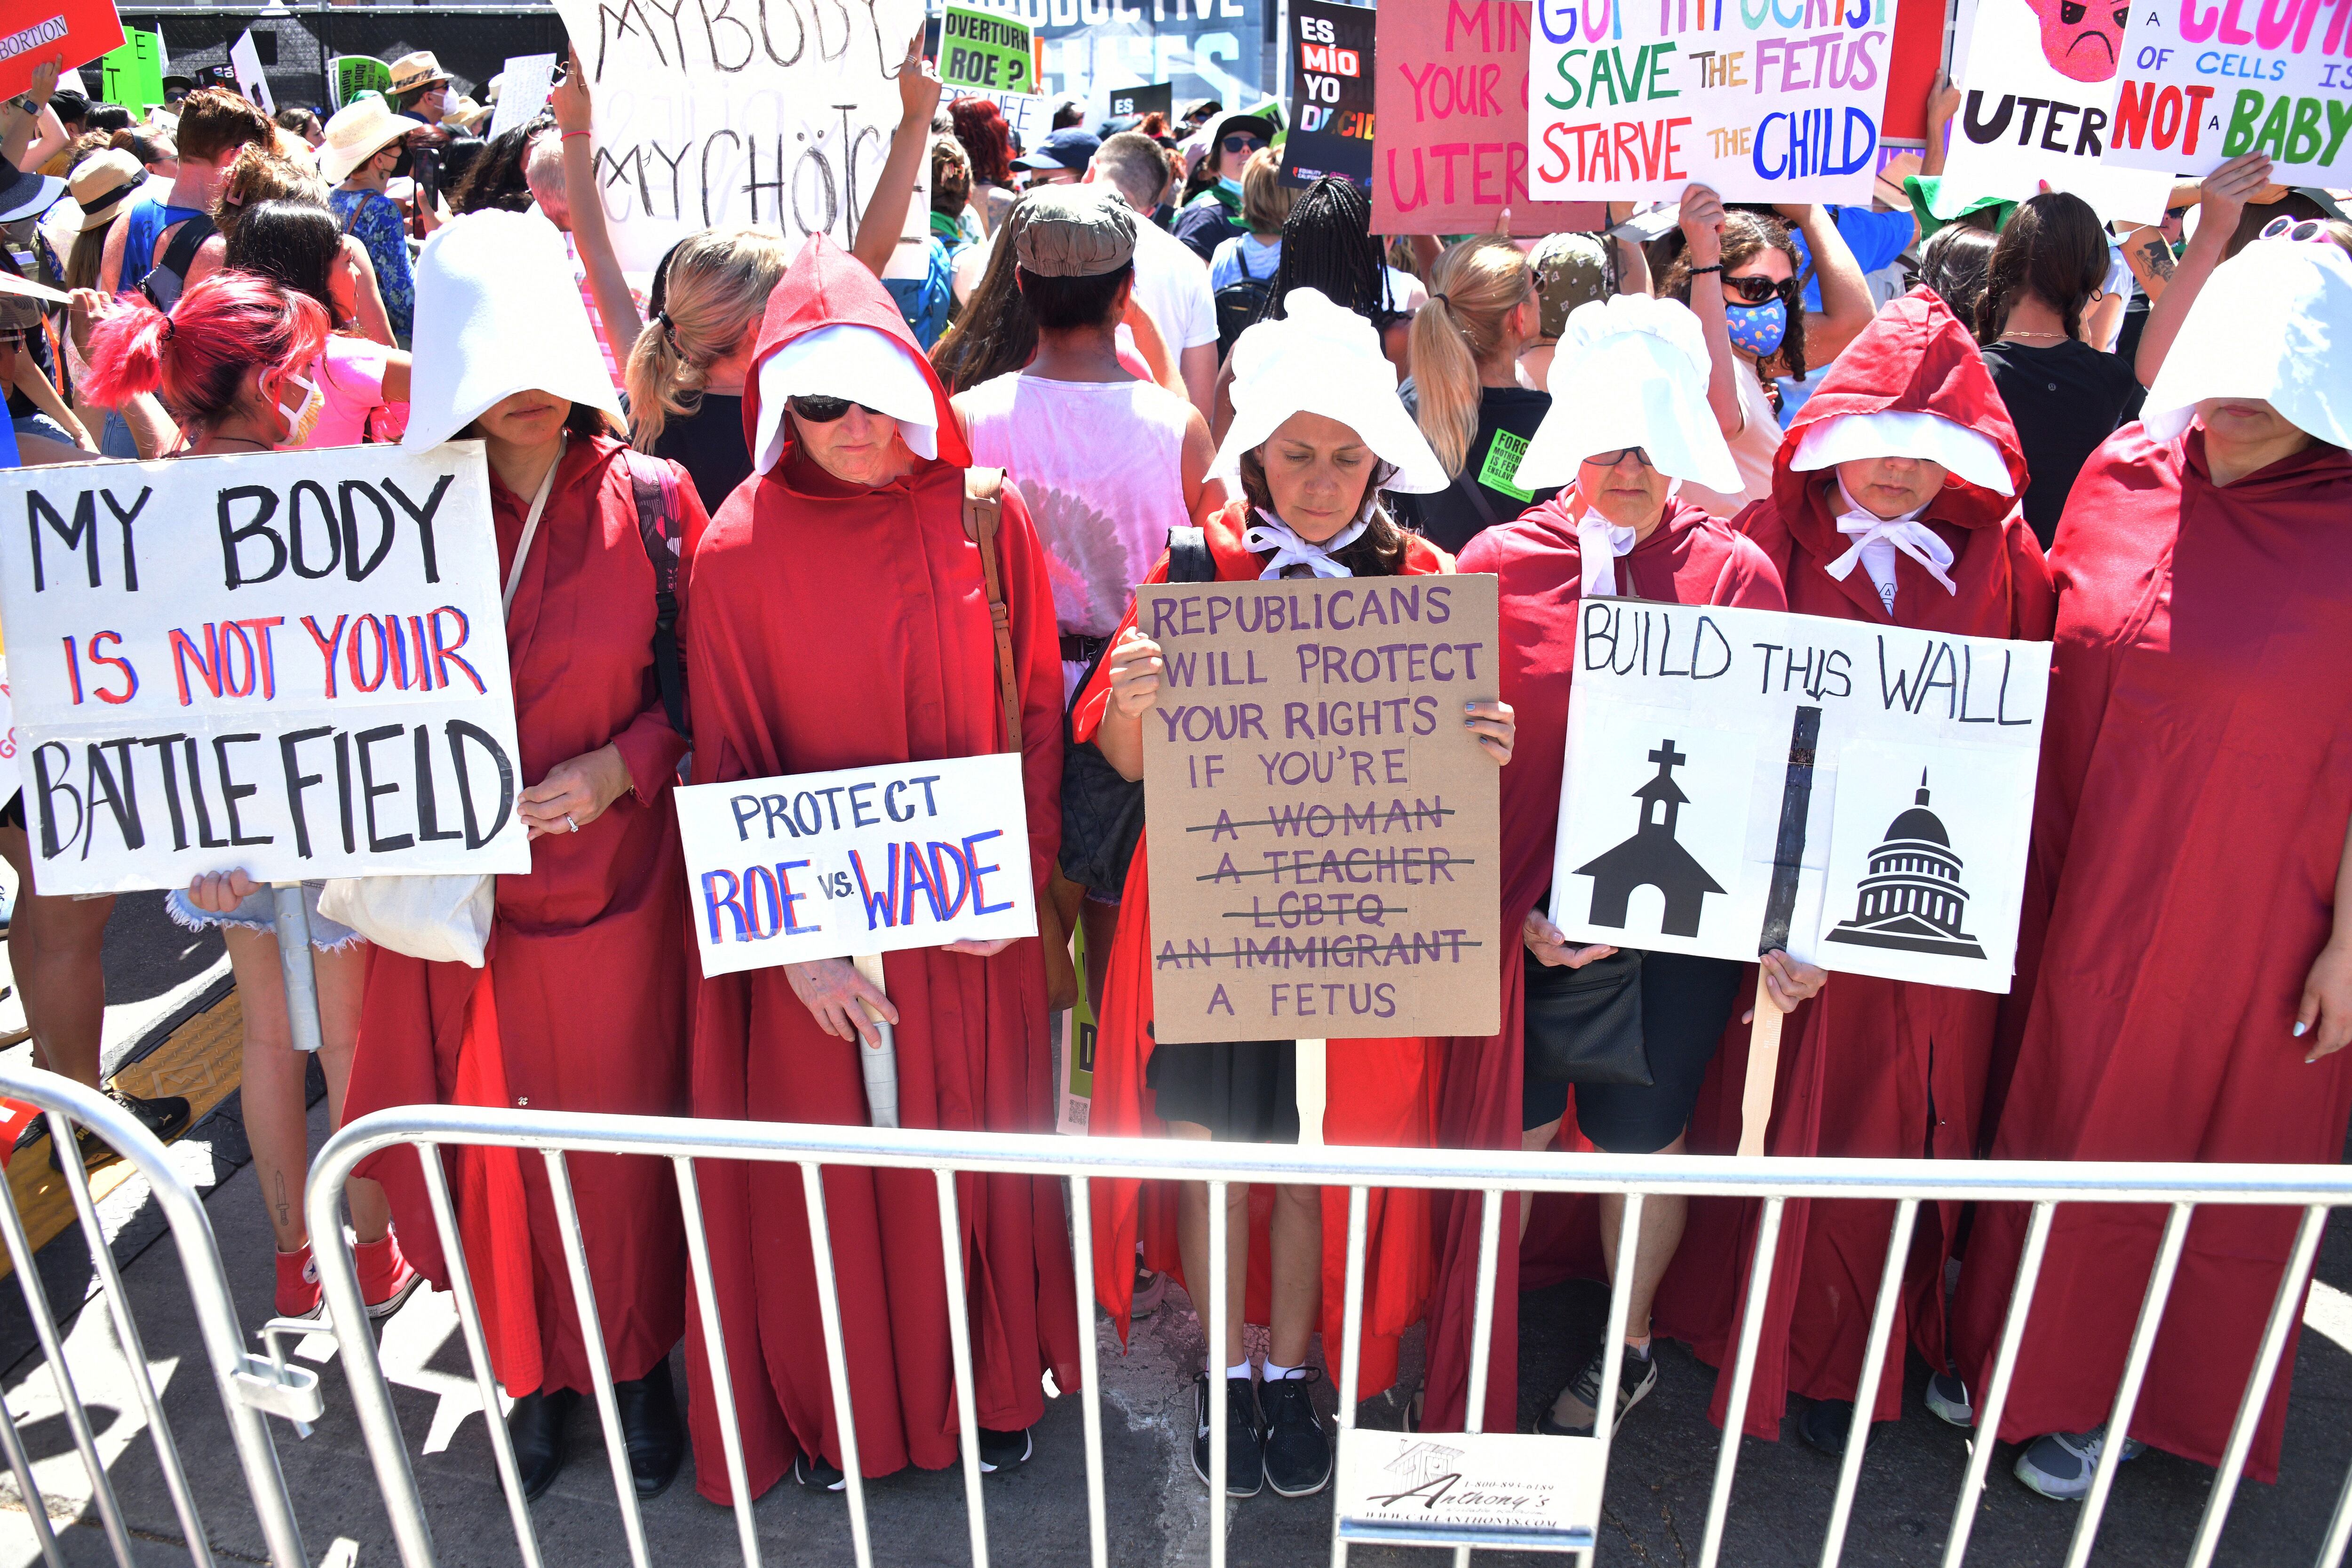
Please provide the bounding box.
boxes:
[1217,175,1244,199]
[1725,296,1788,358]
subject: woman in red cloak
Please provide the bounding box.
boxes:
[677,235,1081,1500]
[1423,291,1805,1440]
[1649,287,2056,1457]
[343,210,700,1501]
[1075,286,1513,1501]
[1946,236,2352,1499]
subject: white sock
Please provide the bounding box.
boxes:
[1226,1360,1253,1381]
[1263,1359,1303,1381]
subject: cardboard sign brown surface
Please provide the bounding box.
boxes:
[1140,573,1502,1045]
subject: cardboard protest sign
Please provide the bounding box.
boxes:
[99,28,167,113]
[1281,0,1376,188]
[1139,575,1502,1044]
[229,28,273,113]
[2104,6,2352,182]
[1109,80,1173,119]
[1525,0,1898,204]
[941,5,1044,96]
[954,0,1266,110]
[551,0,931,277]
[1373,0,1603,236]
[485,53,557,144]
[0,447,532,896]
[1,0,121,103]
[1550,601,2049,992]
[1057,915,1096,1133]
[1942,0,2171,221]
[674,754,1038,977]
[333,56,392,109]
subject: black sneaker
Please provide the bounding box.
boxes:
[1191,1374,1263,1497]
[48,1087,193,1176]
[793,1451,847,1492]
[977,1426,1032,1473]
[1536,1343,1658,1437]
[1258,1369,1333,1498]
[1798,1397,1854,1456]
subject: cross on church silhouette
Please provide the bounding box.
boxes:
[1577,738,1726,938]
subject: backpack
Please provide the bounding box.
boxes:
[884,237,957,351]
[620,450,689,741]
[1212,242,1276,360]
[140,214,216,311]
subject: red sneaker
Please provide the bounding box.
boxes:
[275,1244,322,1320]
[357,1230,422,1320]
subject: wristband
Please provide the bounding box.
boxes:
[1687,263,1724,275]
[562,129,590,140]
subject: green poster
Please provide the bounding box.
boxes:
[334,56,392,108]
[99,30,167,112]
[938,6,1041,97]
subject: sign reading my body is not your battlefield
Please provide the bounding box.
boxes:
[1552,600,2050,992]
[0,447,532,896]
[1141,574,1501,1044]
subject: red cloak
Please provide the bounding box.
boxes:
[1650,288,2058,1438]
[1424,496,1785,1435]
[1947,427,2352,1482]
[1066,504,1450,1401]
[676,237,1081,1502]
[347,432,698,1396]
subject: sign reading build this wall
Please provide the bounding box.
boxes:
[1551,601,2049,992]
[0,448,532,896]
[1140,575,1502,1044]
[674,754,1039,977]
[552,0,931,276]
[1524,0,1899,203]
[2104,0,2352,182]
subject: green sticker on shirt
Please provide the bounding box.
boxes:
[1478,429,1536,503]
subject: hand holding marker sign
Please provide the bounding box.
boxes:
[2104,0,2352,181]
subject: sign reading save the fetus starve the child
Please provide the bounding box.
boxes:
[1138,574,1502,1044]
[0,446,533,895]
[1551,601,2050,992]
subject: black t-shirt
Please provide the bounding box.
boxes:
[1391,383,1560,556]
[1980,338,2146,549]
[1174,196,1245,265]
[651,394,751,517]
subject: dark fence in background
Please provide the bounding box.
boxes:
[106,6,569,114]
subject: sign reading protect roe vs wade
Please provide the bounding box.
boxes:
[0,447,532,895]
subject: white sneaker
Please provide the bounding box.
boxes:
[1924,1370,1973,1427]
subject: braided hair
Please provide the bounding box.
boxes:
[1265,176,1398,332]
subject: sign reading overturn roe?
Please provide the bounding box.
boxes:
[1139,574,1501,1044]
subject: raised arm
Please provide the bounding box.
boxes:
[850,30,945,278]
[1784,202,1874,361]
[2136,152,2272,388]
[1678,184,1744,438]
[552,51,644,350]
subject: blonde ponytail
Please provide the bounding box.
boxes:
[627,225,790,451]
[1408,236,1534,478]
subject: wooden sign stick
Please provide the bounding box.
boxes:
[1740,705,1823,1158]
[851,952,900,1130]
[1295,1039,1327,1149]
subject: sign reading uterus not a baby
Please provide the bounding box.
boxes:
[1551,601,2050,992]
[1139,575,1502,1045]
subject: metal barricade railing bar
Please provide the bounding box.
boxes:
[0,1067,321,1568]
[295,1104,2352,1568]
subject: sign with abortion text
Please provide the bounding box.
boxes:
[1281,0,1377,188]
[1525,0,1899,203]
[2104,0,2352,182]
[675,754,1040,977]
[551,0,932,276]
[0,447,532,896]
[1551,601,2049,992]
[1943,0,2172,221]
[1139,574,1502,1045]
[2,0,125,104]
[940,5,1044,95]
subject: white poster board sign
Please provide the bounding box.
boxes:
[0,446,532,895]
[551,0,930,276]
[1525,0,1895,204]
[1337,1430,1604,1550]
[485,52,558,145]
[675,753,1038,977]
[229,28,274,113]
[1550,601,2049,992]
[1942,0,2171,221]
[2104,9,2352,182]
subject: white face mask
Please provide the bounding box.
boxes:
[272,370,325,449]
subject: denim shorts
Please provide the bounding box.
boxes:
[165,880,360,950]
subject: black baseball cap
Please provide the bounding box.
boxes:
[1014,127,1100,173]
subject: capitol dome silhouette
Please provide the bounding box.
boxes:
[1824,772,1986,961]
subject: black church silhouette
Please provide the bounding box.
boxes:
[1577,739,1725,938]
[1825,772,1987,960]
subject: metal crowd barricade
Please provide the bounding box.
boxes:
[304,1106,2352,1568]
[0,1066,323,1568]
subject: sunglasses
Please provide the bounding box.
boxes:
[1220,133,1267,155]
[1586,446,1653,469]
[788,395,884,423]
[2260,215,2339,245]
[1720,271,1795,306]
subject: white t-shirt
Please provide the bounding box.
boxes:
[1131,217,1218,353]
[1681,369,1781,520]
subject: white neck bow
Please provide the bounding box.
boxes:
[1245,511,1367,579]
[1577,514,1637,599]
[1825,489,1957,608]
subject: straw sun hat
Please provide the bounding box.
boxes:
[318,97,415,185]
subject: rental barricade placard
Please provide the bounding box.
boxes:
[0,446,532,895]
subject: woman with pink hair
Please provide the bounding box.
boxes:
[82,272,421,1327]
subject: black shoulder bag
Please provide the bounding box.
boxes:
[1521,889,1652,1085]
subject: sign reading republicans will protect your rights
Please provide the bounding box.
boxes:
[1139,574,1502,1044]
[675,753,1040,977]
[0,447,533,895]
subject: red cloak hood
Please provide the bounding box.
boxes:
[1766,286,2027,548]
[741,233,972,473]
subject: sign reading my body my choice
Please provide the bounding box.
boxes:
[675,754,1039,978]
[0,447,532,896]
[1139,574,1502,1045]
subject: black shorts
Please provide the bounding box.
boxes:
[1145,1027,1300,1145]
[1522,950,1744,1152]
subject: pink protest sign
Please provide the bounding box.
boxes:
[1373,0,1605,236]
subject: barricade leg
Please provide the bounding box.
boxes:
[1699,1196,1784,1568]
[2065,1201,2193,1568]
[932,1168,990,1568]
[1068,1175,1109,1568]
[799,1160,875,1568]
[675,1156,761,1568]
[1943,1199,2056,1568]
[540,1149,653,1568]
[1820,1199,1919,1568]
[1452,1187,1505,1568]
[1327,1185,1367,1568]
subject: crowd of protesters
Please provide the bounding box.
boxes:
[1,37,2348,1539]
